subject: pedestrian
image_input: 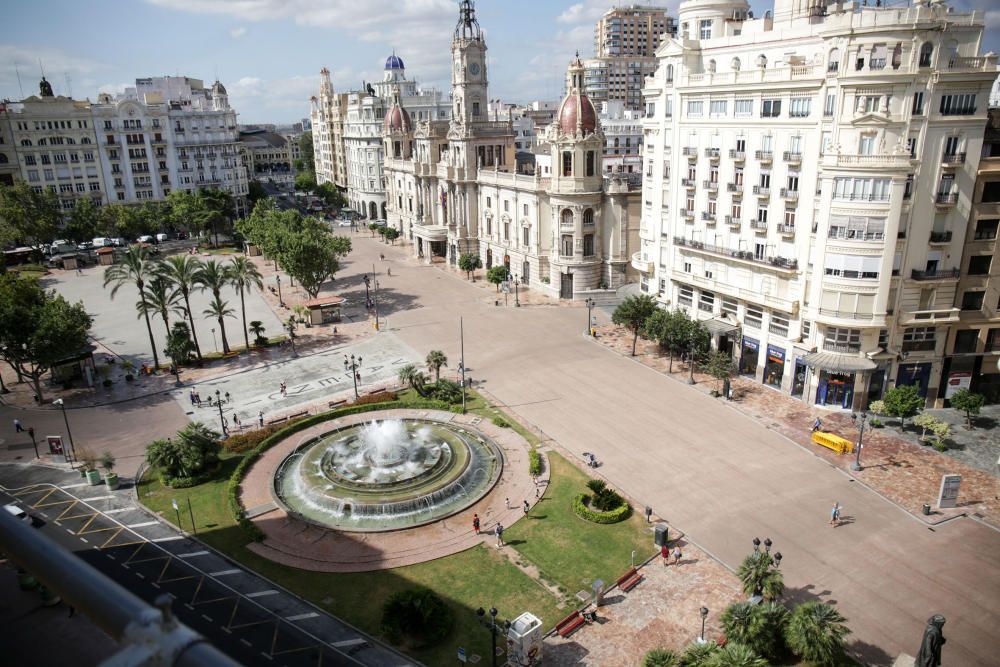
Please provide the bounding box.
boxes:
[380,253,385,261]
[830,502,841,527]
[225,391,231,404]
[14,418,24,433]
[258,410,265,428]
[812,417,822,432]
[535,485,540,499]
[495,522,504,548]
[472,513,480,534]
[233,413,241,428]
[661,543,669,566]
[505,497,510,510]
[280,382,287,397]
[672,546,682,565]
[523,500,529,515]
[189,389,196,405]
[387,267,392,277]
[194,392,202,406]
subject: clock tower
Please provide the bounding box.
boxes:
[451,0,487,126]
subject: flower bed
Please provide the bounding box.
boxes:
[573,493,632,524]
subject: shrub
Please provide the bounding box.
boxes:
[491,415,510,428]
[705,643,768,667]
[573,493,631,524]
[380,587,454,648]
[881,385,924,428]
[950,388,985,428]
[586,478,624,511]
[528,449,543,476]
[679,642,720,667]
[868,400,886,416]
[351,390,398,406]
[721,601,788,661]
[784,602,851,667]
[428,379,462,404]
[146,422,221,482]
[643,648,678,667]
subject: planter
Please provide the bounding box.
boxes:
[79,468,88,479]
[85,469,102,486]
[105,473,119,491]
[102,379,113,388]
[125,374,135,383]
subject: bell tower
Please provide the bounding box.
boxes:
[451,0,488,125]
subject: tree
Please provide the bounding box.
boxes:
[299,132,314,173]
[380,587,453,649]
[97,203,143,240]
[158,255,205,363]
[612,294,659,356]
[949,388,985,428]
[248,320,267,346]
[146,421,220,482]
[881,385,924,428]
[0,181,62,248]
[203,296,235,354]
[704,643,768,667]
[164,321,196,369]
[721,601,788,661]
[458,253,481,281]
[104,245,162,371]
[643,309,684,372]
[642,648,678,667]
[247,180,268,205]
[486,265,509,292]
[702,351,737,394]
[736,551,784,601]
[295,172,317,192]
[315,182,346,208]
[138,276,182,340]
[398,364,428,397]
[783,602,851,667]
[679,642,720,667]
[426,350,448,382]
[64,198,101,243]
[0,274,92,402]
[228,256,264,351]
[383,227,400,244]
[279,228,343,298]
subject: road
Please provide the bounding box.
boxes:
[0,464,415,667]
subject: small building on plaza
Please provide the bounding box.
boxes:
[302,295,344,325]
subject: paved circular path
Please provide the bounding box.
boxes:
[240,409,547,572]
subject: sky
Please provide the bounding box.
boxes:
[1,0,998,125]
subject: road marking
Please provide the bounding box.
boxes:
[136,573,145,579]
[332,639,367,648]
[201,614,213,622]
[79,537,88,543]
[221,627,232,634]
[59,483,89,490]
[38,511,48,518]
[285,612,319,622]
[260,652,272,661]
[240,639,253,647]
[64,527,74,535]
[127,521,159,528]
[81,495,114,502]
[245,590,278,598]
[152,536,184,543]
[102,508,130,515]
[210,569,241,577]
[178,550,209,558]
[152,583,160,589]
[185,603,195,611]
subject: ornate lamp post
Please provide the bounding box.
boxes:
[286,317,298,357]
[214,390,227,435]
[513,273,520,308]
[585,297,596,336]
[688,341,697,385]
[476,606,510,667]
[850,411,869,471]
[697,606,709,644]
[343,355,362,399]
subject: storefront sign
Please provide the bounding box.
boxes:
[46,435,64,458]
[944,371,972,399]
[742,337,759,351]
[766,345,785,363]
[938,474,961,509]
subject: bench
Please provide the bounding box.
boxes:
[555,610,586,638]
[366,387,388,396]
[288,410,310,420]
[267,416,289,426]
[811,431,854,455]
[328,399,347,409]
[616,566,643,593]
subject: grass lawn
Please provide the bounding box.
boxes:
[504,451,657,596]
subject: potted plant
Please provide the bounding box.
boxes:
[100,451,118,490]
[78,448,102,486]
[98,365,113,389]
[121,359,135,382]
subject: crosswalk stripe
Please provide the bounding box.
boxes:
[331,638,367,648]
[210,569,241,577]
[245,590,278,598]
[177,550,209,557]
[126,521,159,528]
[284,612,318,622]
[152,535,184,543]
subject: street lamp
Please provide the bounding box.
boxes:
[373,279,380,331]
[513,273,520,307]
[363,273,371,306]
[52,398,76,464]
[214,390,227,435]
[28,427,38,459]
[275,274,284,307]
[585,297,596,336]
[476,606,510,667]
[697,606,709,644]
[343,354,362,399]
[850,411,869,471]
[459,317,467,414]
[210,327,218,354]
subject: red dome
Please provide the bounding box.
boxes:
[558,93,597,136]
[384,104,412,133]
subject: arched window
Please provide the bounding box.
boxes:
[613,137,620,148]
[561,209,574,227]
[38,138,47,146]
[562,151,572,176]
[731,57,741,71]
[583,208,594,226]
[828,48,840,73]
[757,54,767,69]
[20,139,31,147]
[0,154,7,163]
[919,42,933,67]
[708,59,717,73]
[67,137,76,144]
[666,64,674,83]
[891,43,902,70]
[81,138,91,144]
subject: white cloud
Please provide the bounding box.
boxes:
[97,82,131,95]
[0,44,108,99]
[226,73,328,122]
[230,26,247,39]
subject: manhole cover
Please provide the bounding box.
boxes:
[575,590,590,602]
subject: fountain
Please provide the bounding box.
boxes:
[272,418,502,532]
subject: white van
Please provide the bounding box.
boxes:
[156,233,170,243]
[92,237,113,248]
[4,503,30,523]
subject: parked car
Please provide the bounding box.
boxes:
[77,241,94,251]
[176,231,189,240]
[92,237,113,248]
[110,237,126,247]
[136,235,154,244]
[155,233,170,243]
[338,221,353,227]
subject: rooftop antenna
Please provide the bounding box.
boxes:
[65,73,72,98]
[14,61,24,98]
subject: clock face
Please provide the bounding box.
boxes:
[469,62,481,76]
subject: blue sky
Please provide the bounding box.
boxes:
[1,0,997,124]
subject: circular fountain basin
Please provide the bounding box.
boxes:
[272,418,502,532]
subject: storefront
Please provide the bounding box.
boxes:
[802,350,876,410]
[791,358,807,398]
[703,317,739,358]
[817,372,855,408]
[897,362,932,397]
[764,345,786,388]
[739,336,760,377]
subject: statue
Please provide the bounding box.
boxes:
[39,77,53,97]
[915,615,946,667]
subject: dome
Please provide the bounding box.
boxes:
[384,104,412,133]
[385,54,405,70]
[557,93,597,136]
[212,80,227,95]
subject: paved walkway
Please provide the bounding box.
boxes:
[240,409,547,571]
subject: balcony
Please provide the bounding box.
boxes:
[823,341,862,353]
[817,308,880,322]
[780,188,799,201]
[753,185,770,197]
[935,192,958,206]
[941,152,966,167]
[680,209,694,220]
[683,147,698,158]
[929,231,953,244]
[898,307,961,326]
[778,224,796,236]
[673,235,798,272]
[730,150,746,162]
[727,183,743,195]
[705,148,720,161]
[631,251,654,273]
[826,154,912,169]
[783,151,802,165]
[910,268,960,281]
[755,150,773,163]
[682,178,696,189]
[703,180,719,192]
[750,220,768,231]
[726,216,742,228]
[701,211,717,223]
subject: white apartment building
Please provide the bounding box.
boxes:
[344,90,388,220]
[638,0,996,410]
[600,99,644,174]
[309,68,349,190]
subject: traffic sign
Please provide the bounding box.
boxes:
[171,499,179,511]
[457,647,467,662]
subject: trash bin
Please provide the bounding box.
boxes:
[922,504,931,516]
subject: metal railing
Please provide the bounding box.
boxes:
[705,148,720,158]
[780,188,799,200]
[701,211,717,222]
[753,185,770,196]
[929,231,953,243]
[783,151,802,162]
[941,152,966,165]
[935,192,958,205]
[682,147,698,156]
[729,150,746,161]
[755,150,773,161]
[823,341,862,353]
[727,183,742,193]
[911,268,960,280]
[673,235,798,270]
[682,178,697,188]
[703,180,719,191]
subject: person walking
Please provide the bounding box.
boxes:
[279,382,287,397]
[522,500,529,515]
[189,390,196,405]
[13,418,24,433]
[495,522,504,548]
[505,497,510,510]
[830,502,841,527]
[233,413,241,429]
[812,417,822,432]
[472,513,480,534]
[661,543,670,567]
[258,410,265,428]
[672,546,683,565]
[387,266,392,277]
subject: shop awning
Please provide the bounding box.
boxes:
[801,351,876,373]
[413,224,449,241]
[702,318,739,336]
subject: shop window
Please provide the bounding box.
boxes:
[953,330,978,354]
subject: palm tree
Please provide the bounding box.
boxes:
[642,648,677,667]
[228,256,264,351]
[720,601,787,660]
[397,363,427,397]
[736,551,784,601]
[679,642,719,667]
[248,320,266,346]
[158,255,205,363]
[425,350,448,382]
[784,602,851,667]
[104,245,161,370]
[138,276,183,339]
[203,296,235,354]
[704,643,767,667]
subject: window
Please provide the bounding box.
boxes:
[828,48,840,73]
[783,210,796,227]
[583,208,594,225]
[678,285,693,306]
[859,135,875,155]
[827,327,861,351]
[23,155,36,165]
[974,218,998,240]
[586,151,595,177]
[761,99,781,117]
[472,102,480,116]
[561,208,573,227]
[803,321,812,338]
[683,262,692,273]
[939,93,976,116]
[987,329,1000,352]
[981,182,1000,203]
[583,234,594,256]
[789,97,811,117]
[903,327,936,352]
[919,42,933,67]
[710,100,727,117]
[912,91,925,115]
[735,99,752,116]
[523,226,530,246]
[954,330,979,354]
[699,290,715,312]
[687,101,704,117]
[824,93,836,117]
[824,253,881,279]
[770,312,790,338]
[757,207,768,223]
[699,19,712,40]
[504,221,510,241]
[833,177,891,201]
[961,291,985,311]
[721,298,737,317]
[486,196,492,208]
[745,306,763,329]
[562,151,572,176]
[561,234,573,256]
[731,203,742,219]
[523,203,528,216]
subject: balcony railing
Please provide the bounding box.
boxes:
[834,193,891,202]
[726,216,742,227]
[705,148,720,159]
[750,220,768,231]
[727,183,742,194]
[755,150,773,162]
[929,231,953,244]
[828,229,884,241]
[828,154,912,168]
[910,268,960,280]
[783,151,802,163]
[730,150,746,161]
[680,208,694,219]
[935,192,958,205]
[701,211,717,222]
[682,178,696,188]
[823,341,862,353]
[703,180,719,191]
[778,224,796,235]
[780,188,799,200]
[818,308,879,321]
[683,147,698,156]
[753,185,770,197]
[941,152,966,166]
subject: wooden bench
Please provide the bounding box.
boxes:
[616,566,643,592]
[555,610,586,638]
[328,399,347,409]
[366,387,388,396]
[267,416,289,426]
[288,410,310,420]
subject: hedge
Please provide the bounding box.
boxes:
[573,493,632,524]
[227,399,455,542]
[528,449,543,477]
